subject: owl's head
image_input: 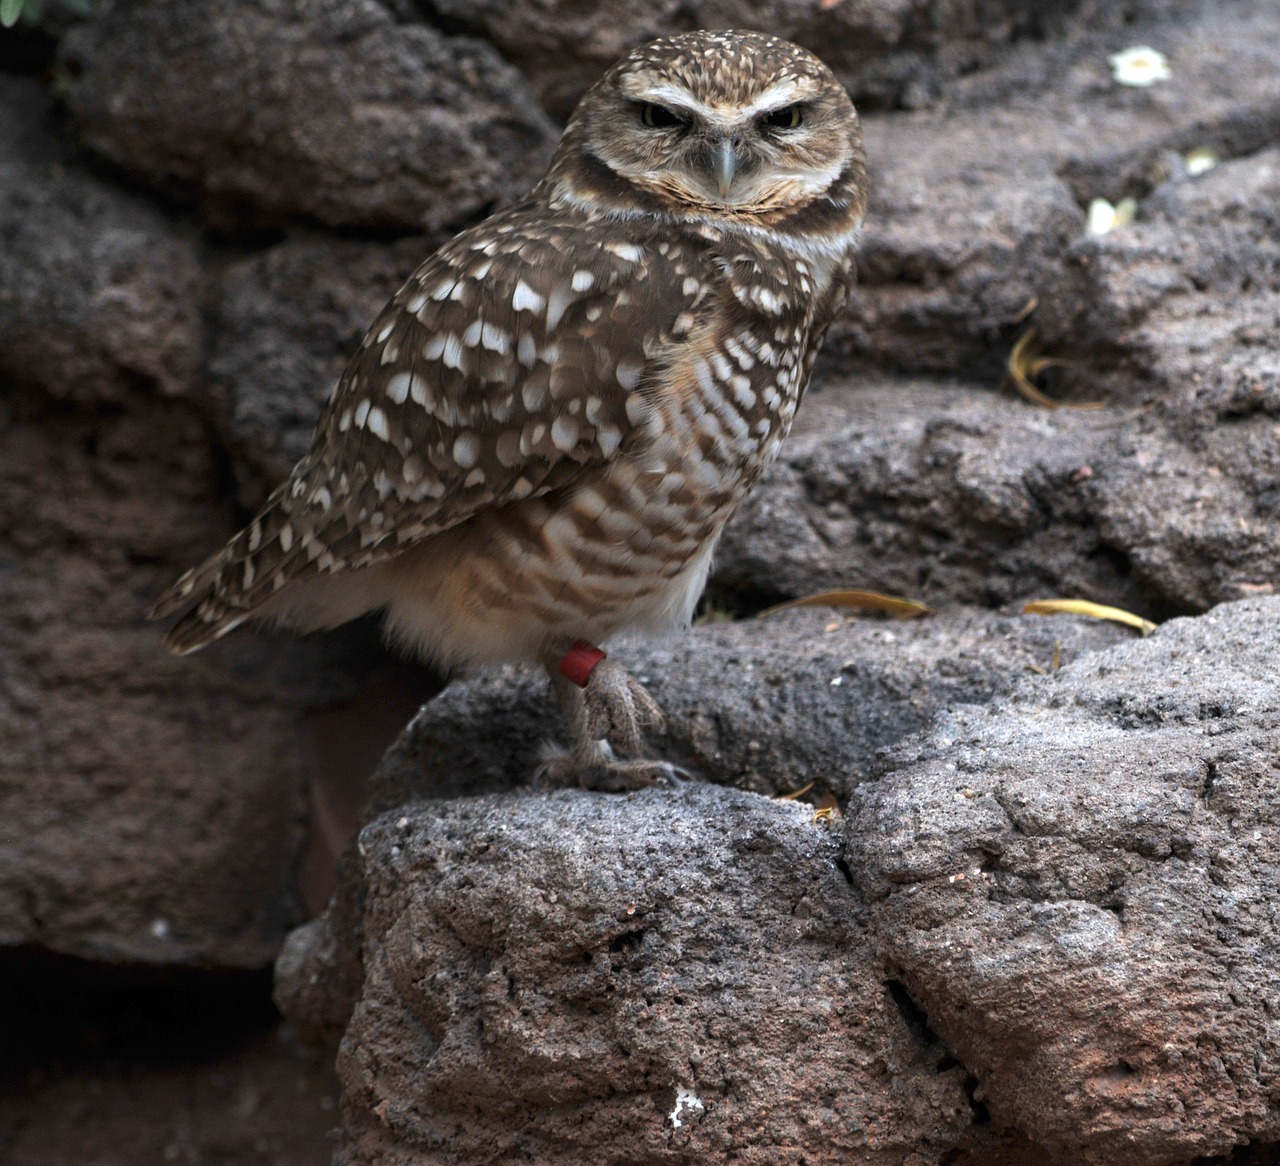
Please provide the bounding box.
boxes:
[545,30,867,233]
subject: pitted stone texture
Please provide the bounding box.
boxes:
[287,784,976,1164]
[59,0,557,233]
[848,596,1280,1165]
[0,76,202,404]
[367,606,1127,811]
[0,382,322,969]
[424,0,1087,121]
[210,232,437,502]
[720,308,1280,618]
[832,0,1280,377]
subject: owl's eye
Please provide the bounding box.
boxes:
[760,105,804,130]
[640,103,688,130]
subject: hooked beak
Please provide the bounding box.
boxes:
[711,137,737,199]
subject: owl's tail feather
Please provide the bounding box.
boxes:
[151,487,295,655]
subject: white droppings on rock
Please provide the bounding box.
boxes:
[668,1087,704,1129]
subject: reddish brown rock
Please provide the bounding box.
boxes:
[283,784,980,1164]
[848,597,1280,1165]
[59,0,557,233]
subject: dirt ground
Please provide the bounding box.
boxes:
[0,956,335,1165]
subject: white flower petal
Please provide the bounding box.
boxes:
[1109,45,1172,87]
[1087,198,1118,236]
[1185,148,1218,177]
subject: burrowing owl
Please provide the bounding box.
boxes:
[154,30,868,789]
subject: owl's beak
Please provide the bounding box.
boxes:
[711,137,738,198]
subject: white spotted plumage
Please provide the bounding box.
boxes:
[154,29,868,703]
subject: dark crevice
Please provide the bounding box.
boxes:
[0,949,279,1078]
[834,855,856,887]
[885,979,940,1048]
[695,578,790,622]
[964,1074,990,1125]
[608,929,646,956]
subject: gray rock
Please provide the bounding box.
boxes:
[0,379,317,968]
[209,232,438,502]
[718,140,1280,617]
[847,596,1280,1164]
[424,0,1089,121]
[716,376,1145,614]
[837,0,1280,378]
[0,76,376,969]
[0,76,202,404]
[59,0,557,233]
[280,783,980,1164]
[367,606,1128,810]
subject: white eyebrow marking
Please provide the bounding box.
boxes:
[622,76,816,119]
[739,79,811,118]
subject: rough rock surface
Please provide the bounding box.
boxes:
[0,376,318,968]
[834,0,1280,378]
[0,77,321,969]
[59,0,557,233]
[0,76,202,405]
[7,0,1280,1161]
[367,606,1127,809]
[282,599,1280,1166]
[425,0,1087,121]
[848,596,1280,1165]
[210,232,440,501]
[282,784,979,1165]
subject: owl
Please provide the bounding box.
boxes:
[154,29,869,789]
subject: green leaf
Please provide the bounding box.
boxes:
[1,0,25,29]
[57,0,92,15]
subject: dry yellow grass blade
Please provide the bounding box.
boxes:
[811,792,840,826]
[758,589,930,620]
[777,781,816,802]
[1007,325,1105,411]
[1023,598,1157,635]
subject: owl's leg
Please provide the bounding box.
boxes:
[537,641,681,791]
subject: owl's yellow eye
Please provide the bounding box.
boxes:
[760,105,803,130]
[640,103,688,130]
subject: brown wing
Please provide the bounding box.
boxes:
[153,204,714,649]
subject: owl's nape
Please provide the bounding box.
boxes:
[152,30,867,790]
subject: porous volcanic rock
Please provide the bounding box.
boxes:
[838,0,1280,376]
[848,596,1280,1165]
[0,75,341,969]
[210,232,439,502]
[364,605,1127,810]
[718,134,1280,617]
[58,0,557,233]
[423,0,1088,121]
[0,76,202,404]
[281,783,979,1165]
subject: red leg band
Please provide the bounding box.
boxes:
[558,640,607,688]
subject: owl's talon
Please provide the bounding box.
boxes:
[536,750,684,792]
[582,660,665,756]
[543,654,677,789]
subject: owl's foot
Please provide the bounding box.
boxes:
[580,657,666,754]
[541,645,679,791]
[536,745,684,792]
